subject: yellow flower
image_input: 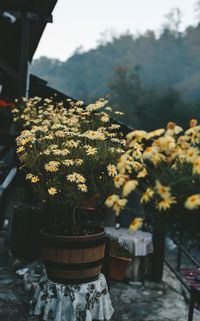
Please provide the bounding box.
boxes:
[44,149,51,155]
[170,148,179,160]
[16,146,25,153]
[155,180,171,200]
[137,167,148,178]
[114,174,127,188]
[107,164,117,177]
[140,188,154,203]
[31,176,40,183]
[184,194,200,210]
[151,152,166,165]
[109,124,120,129]
[122,180,138,197]
[62,149,70,155]
[111,138,120,143]
[156,197,176,211]
[109,147,116,153]
[53,149,62,155]
[193,157,200,175]
[44,163,59,172]
[186,147,199,163]
[76,100,84,106]
[49,160,60,167]
[133,161,143,172]
[75,159,83,166]
[40,125,48,132]
[116,148,124,154]
[62,159,74,166]
[76,175,86,183]
[154,135,175,153]
[126,130,147,141]
[113,198,128,216]
[49,144,58,150]
[86,148,97,155]
[26,173,33,180]
[67,140,79,148]
[132,149,142,159]
[101,115,109,122]
[190,119,198,128]
[129,218,143,232]
[85,130,102,140]
[66,174,76,182]
[165,122,183,136]
[114,111,124,115]
[83,144,92,149]
[146,128,165,140]
[117,153,129,170]
[48,187,57,195]
[142,146,157,160]
[77,184,88,192]
[105,194,119,208]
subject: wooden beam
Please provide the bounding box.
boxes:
[17,17,30,98]
[26,12,52,23]
[0,11,53,23]
[0,56,17,81]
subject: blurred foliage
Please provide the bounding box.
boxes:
[108,235,132,259]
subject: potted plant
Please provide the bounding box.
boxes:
[106,120,200,233]
[105,120,200,280]
[108,235,132,281]
[16,96,126,283]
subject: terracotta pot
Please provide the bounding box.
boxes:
[109,255,132,281]
[40,224,106,284]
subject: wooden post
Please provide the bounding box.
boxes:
[151,212,166,282]
[17,15,30,98]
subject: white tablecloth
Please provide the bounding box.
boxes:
[105,227,153,256]
[30,273,114,321]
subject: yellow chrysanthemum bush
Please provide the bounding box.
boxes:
[105,120,200,237]
[16,96,126,233]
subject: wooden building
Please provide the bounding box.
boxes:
[0,0,58,101]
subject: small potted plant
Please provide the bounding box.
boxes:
[108,235,132,281]
[106,120,200,233]
[105,120,200,281]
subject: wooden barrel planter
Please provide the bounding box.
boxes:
[40,225,106,284]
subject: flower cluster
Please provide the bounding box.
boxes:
[106,120,200,226]
[16,97,125,213]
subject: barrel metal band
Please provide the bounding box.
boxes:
[48,274,100,285]
[44,258,104,270]
[41,236,106,249]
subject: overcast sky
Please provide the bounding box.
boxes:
[34,0,198,61]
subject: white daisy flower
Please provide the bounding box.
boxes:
[107,164,117,177]
[77,184,88,192]
[66,174,76,182]
[62,159,74,166]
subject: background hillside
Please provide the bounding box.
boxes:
[31,22,200,130]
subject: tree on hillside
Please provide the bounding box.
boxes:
[108,65,145,126]
[108,64,198,131]
[31,14,200,101]
[163,8,182,34]
[194,0,200,22]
